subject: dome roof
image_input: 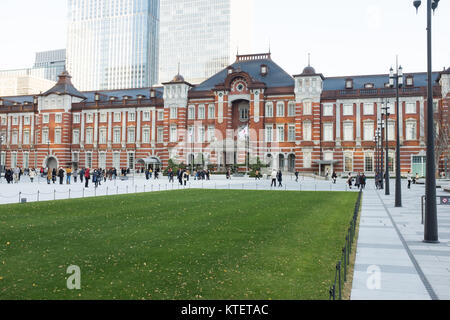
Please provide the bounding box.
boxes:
[172,74,185,82]
[302,65,316,75]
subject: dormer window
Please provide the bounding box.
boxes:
[261,65,268,76]
[406,76,414,86]
[137,95,145,100]
[384,83,391,88]
[227,67,234,75]
[345,79,353,89]
[150,89,156,98]
[0,99,3,106]
[364,83,374,89]
[95,93,100,101]
[110,97,116,101]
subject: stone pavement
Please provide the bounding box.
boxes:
[351,180,450,300]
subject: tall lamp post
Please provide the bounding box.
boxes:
[373,135,378,178]
[382,100,391,195]
[413,0,439,243]
[378,123,385,190]
[0,135,4,174]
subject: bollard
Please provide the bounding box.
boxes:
[126,186,128,194]
[166,184,168,191]
[83,188,85,198]
[37,190,40,202]
[69,189,71,199]
[95,188,97,197]
[106,187,109,196]
[159,184,161,192]
[116,186,119,194]
[242,183,244,190]
[19,192,21,204]
[54,189,56,200]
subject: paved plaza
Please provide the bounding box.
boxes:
[0,173,449,300]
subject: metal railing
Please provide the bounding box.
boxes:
[329,190,362,300]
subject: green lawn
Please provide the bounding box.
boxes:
[0,190,358,300]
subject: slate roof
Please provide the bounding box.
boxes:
[81,87,164,103]
[323,72,440,91]
[192,58,295,92]
[42,71,86,99]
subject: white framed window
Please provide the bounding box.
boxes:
[55,113,62,123]
[277,102,285,117]
[386,102,395,114]
[1,116,6,125]
[143,111,151,121]
[288,102,295,117]
[11,153,17,168]
[72,152,79,163]
[42,114,50,124]
[54,128,61,144]
[113,128,121,143]
[387,121,395,141]
[127,152,135,170]
[127,128,135,143]
[113,152,120,169]
[12,116,18,125]
[363,103,374,115]
[343,122,354,141]
[406,103,416,114]
[323,104,333,116]
[85,128,93,144]
[344,153,353,172]
[128,112,136,122]
[303,101,312,115]
[142,128,150,143]
[73,113,80,123]
[72,129,80,144]
[198,105,205,119]
[364,154,374,172]
[99,153,106,169]
[157,111,164,121]
[170,107,178,119]
[303,121,312,141]
[207,126,215,142]
[265,102,273,118]
[85,153,92,169]
[303,151,312,168]
[170,126,177,143]
[100,113,107,123]
[197,126,205,143]
[86,113,94,123]
[265,126,273,142]
[208,105,215,119]
[323,123,333,141]
[157,127,164,142]
[187,126,194,143]
[113,112,121,122]
[24,116,30,125]
[42,129,49,144]
[343,104,353,116]
[363,122,374,141]
[99,128,107,144]
[288,125,296,142]
[188,106,195,120]
[12,131,18,145]
[277,125,285,142]
[405,121,417,140]
[23,130,30,145]
[23,153,29,169]
[0,151,5,166]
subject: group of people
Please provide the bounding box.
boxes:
[270,169,283,187]
[144,168,160,180]
[347,172,367,190]
[2,167,32,184]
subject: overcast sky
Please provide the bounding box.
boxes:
[0,0,449,77]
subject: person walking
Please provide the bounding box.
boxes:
[347,173,353,190]
[183,170,188,186]
[277,170,283,187]
[360,173,366,190]
[73,168,78,183]
[332,171,337,184]
[58,167,65,185]
[295,170,299,182]
[66,167,72,184]
[407,171,412,189]
[79,168,84,184]
[47,168,52,184]
[270,169,277,187]
[52,168,57,184]
[84,168,90,188]
[29,168,36,183]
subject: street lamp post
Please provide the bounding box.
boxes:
[378,124,384,190]
[382,100,391,195]
[374,136,378,178]
[413,0,439,243]
[0,135,4,174]
[389,60,403,207]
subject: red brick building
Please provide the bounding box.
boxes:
[0,53,449,177]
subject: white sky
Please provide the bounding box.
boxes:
[0,0,449,77]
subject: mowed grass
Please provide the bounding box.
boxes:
[0,190,358,300]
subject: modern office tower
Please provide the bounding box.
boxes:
[34,49,67,82]
[66,0,160,91]
[159,0,254,84]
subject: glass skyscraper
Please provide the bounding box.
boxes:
[66,0,160,91]
[159,0,254,84]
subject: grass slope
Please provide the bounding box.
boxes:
[0,190,357,300]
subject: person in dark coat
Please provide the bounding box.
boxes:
[277,170,283,187]
[80,168,84,183]
[58,168,65,185]
[84,168,90,188]
[52,168,57,184]
[332,171,337,184]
